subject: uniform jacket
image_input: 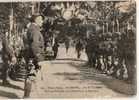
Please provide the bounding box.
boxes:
[26,23,44,61]
[1,34,14,62]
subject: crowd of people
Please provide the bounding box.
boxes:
[85,30,136,83]
[61,28,135,83]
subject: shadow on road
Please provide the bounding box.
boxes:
[0,81,24,91]
[0,90,20,99]
[0,63,24,91]
[0,62,24,98]
[68,62,136,96]
[51,62,71,65]
[56,58,86,62]
[50,58,86,65]
[54,72,81,80]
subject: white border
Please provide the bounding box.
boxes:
[136,0,138,99]
[0,0,129,2]
[0,0,137,100]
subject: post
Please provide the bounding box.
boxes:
[37,2,40,14]
[106,22,108,33]
[116,19,119,32]
[9,8,14,42]
[31,2,35,15]
[103,22,105,34]
[112,21,115,33]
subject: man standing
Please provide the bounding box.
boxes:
[53,40,59,59]
[24,14,44,70]
[23,14,45,98]
[65,37,70,54]
[1,32,16,85]
[75,40,84,59]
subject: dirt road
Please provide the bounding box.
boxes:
[0,47,135,99]
[30,47,130,98]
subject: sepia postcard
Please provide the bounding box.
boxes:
[0,0,137,99]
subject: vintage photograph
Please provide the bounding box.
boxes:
[0,0,136,99]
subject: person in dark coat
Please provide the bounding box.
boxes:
[53,41,59,59]
[85,34,98,67]
[24,15,44,70]
[65,39,70,54]
[1,32,16,85]
[75,40,84,59]
[64,36,70,54]
[23,15,45,98]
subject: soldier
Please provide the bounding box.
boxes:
[1,32,16,85]
[111,32,123,77]
[53,40,59,59]
[65,38,70,54]
[85,34,97,67]
[85,39,93,66]
[124,29,136,83]
[75,40,84,59]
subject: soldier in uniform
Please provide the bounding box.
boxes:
[1,32,16,85]
[124,29,136,83]
[53,40,59,59]
[65,38,70,54]
[75,40,84,59]
[85,34,97,67]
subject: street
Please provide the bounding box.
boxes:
[0,47,135,98]
[30,47,133,98]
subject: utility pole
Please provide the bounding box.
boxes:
[106,22,109,33]
[102,22,105,34]
[9,8,13,40]
[31,2,35,15]
[116,19,119,32]
[112,21,115,33]
[37,2,40,14]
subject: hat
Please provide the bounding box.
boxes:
[29,14,44,22]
